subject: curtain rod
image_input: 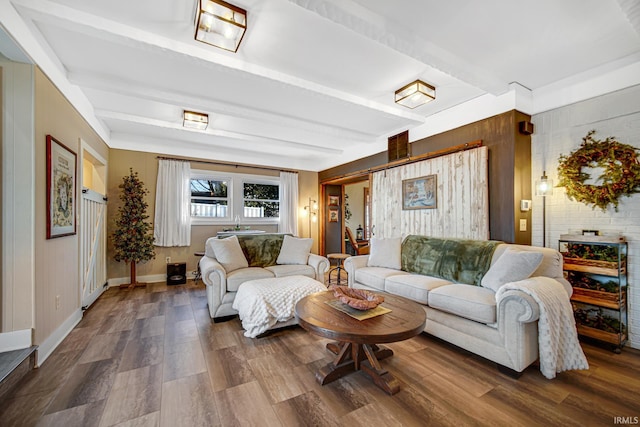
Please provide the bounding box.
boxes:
[156,156,298,174]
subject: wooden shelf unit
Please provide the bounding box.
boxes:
[560,234,628,352]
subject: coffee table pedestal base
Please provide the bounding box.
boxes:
[316,341,400,395]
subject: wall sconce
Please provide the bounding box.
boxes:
[535,171,553,247]
[183,110,209,130]
[194,0,247,53]
[395,79,436,109]
[303,197,318,238]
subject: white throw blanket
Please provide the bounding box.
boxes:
[496,277,589,379]
[232,275,326,338]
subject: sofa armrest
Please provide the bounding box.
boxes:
[344,255,369,287]
[199,256,227,293]
[496,288,540,324]
[308,254,330,285]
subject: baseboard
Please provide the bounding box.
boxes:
[37,309,82,366]
[0,330,32,352]
[107,272,197,287]
[107,274,167,287]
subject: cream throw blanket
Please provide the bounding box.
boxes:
[497,277,589,379]
[232,275,326,338]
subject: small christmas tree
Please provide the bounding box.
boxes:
[112,169,155,288]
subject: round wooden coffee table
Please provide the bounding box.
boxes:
[295,290,426,395]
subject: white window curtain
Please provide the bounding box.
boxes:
[278,171,298,235]
[154,159,191,246]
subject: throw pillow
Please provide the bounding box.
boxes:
[209,235,248,273]
[481,247,543,292]
[367,237,402,270]
[276,235,313,265]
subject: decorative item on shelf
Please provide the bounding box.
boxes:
[330,285,384,310]
[356,224,364,240]
[557,130,640,212]
[194,0,247,52]
[234,214,241,230]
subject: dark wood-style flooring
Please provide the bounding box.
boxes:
[1,280,639,426]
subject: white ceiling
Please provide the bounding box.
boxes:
[2,0,640,171]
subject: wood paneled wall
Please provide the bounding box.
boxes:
[371,147,489,239]
[320,110,532,244]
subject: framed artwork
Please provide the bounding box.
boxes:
[402,175,437,210]
[329,209,339,222]
[46,135,77,239]
[328,195,340,207]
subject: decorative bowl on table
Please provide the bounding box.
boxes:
[330,285,384,310]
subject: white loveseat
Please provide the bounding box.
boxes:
[200,233,329,320]
[344,235,573,375]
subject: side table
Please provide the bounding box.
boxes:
[194,251,205,284]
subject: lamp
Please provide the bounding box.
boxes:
[535,171,553,247]
[183,110,209,130]
[194,0,247,52]
[303,197,318,238]
[395,80,436,109]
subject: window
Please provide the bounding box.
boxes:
[190,170,279,224]
[190,177,229,218]
[243,182,279,218]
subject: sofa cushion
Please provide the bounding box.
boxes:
[226,267,274,292]
[428,284,497,324]
[265,264,315,278]
[210,235,249,273]
[367,237,402,269]
[401,236,501,286]
[276,235,313,265]
[481,247,543,292]
[385,274,452,304]
[354,267,409,291]
[493,244,564,282]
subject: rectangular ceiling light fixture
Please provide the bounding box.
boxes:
[183,110,209,130]
[395,80,436,109]
[195,0,247,52]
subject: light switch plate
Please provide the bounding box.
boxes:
[519,219,527,231]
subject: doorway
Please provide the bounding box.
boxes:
[344,180,370,254]
[320,176,370,255]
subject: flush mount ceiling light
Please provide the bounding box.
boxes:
[395,80,436,109]
[183,110,209,130]
[194,0,247,53]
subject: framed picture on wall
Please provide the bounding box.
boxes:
[329,209,339,222]
[328,195,340,207]
[46,135,77,239]
[402,174,437,210]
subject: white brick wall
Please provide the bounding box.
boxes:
[531,84,640,349]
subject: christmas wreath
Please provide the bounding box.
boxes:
[557,130,640,211]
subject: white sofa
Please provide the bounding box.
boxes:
[344,235,572,375]
[200,233,329,320]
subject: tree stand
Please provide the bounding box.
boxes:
[119,262,146,289]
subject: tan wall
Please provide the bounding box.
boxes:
[107,149,320,281]
[34,68,109,344]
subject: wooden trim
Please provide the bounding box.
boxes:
[320,140,482,184]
